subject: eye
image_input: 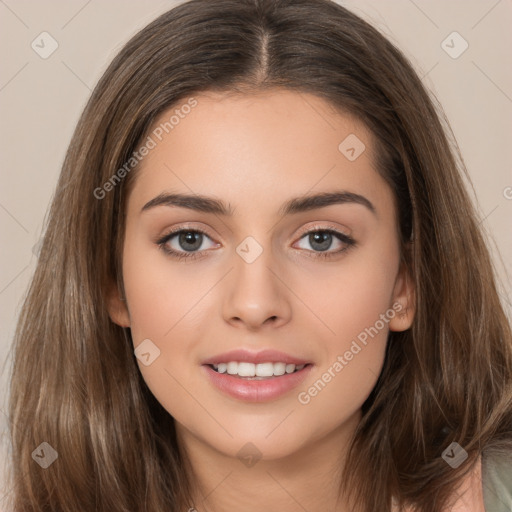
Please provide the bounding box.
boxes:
[156,225,356,262]
[156,227,218,261]
[294,227,356,259]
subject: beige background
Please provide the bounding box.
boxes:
[1,0,511,503]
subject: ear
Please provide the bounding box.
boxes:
[106,279,131,328]
[388,259,415,332]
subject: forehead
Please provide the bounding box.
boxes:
[128,89,391,216]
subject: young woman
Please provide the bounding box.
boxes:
[6,1,512,511]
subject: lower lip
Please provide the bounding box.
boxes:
[202,364,313,402]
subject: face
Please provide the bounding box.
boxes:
[108,89,414,463]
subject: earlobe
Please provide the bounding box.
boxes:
[106,280,131,328]
[388,263,416,332]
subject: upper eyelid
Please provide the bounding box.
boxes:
[296,222,351,237]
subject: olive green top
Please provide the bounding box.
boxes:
[482,450,512,512]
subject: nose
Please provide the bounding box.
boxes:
[221,246,292,331]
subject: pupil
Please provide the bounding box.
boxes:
[179,232,202,251]
[310,232,331,251]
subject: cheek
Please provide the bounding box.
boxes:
[291,237,399,413]
[294,234,400,349]
[121,233,208,342]
[121,232,217,412]
[120,235,208,420]
[331,264,396,341]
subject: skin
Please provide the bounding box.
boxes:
[108,89,416,512]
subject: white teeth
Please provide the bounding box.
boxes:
[237,362,255,377]
[211,361,307,377]
[226,362,238,375]
[255,362,274,377]
[273,362,286,376]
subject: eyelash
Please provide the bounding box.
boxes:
[156,225,356,262]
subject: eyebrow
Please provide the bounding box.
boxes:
[141,190,376,217]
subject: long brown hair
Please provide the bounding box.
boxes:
[7,0,512,510]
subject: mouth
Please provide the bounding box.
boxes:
[202,360,314,402]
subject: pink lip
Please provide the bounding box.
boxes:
[202,363,313,402]
[201,348,311,366]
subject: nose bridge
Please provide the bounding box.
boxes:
[221,234,291,328]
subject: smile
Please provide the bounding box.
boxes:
[202,363,313,402]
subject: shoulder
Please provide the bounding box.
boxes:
[447,449,512,512]
[481,449,512,512]
[396,451,512,512]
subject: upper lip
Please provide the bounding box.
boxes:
[202,349,311,366]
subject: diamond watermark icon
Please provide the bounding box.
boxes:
[441,31,468,59]
[338,134,366,161]
[31,32,59,59]
[134,338,161,366]
[237,442,262,468]
[32,237,43,258]
[236,236,263,264]
[441,442,468,468]
[31,442,58,469]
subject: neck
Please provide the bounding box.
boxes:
[177,409,363,512]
